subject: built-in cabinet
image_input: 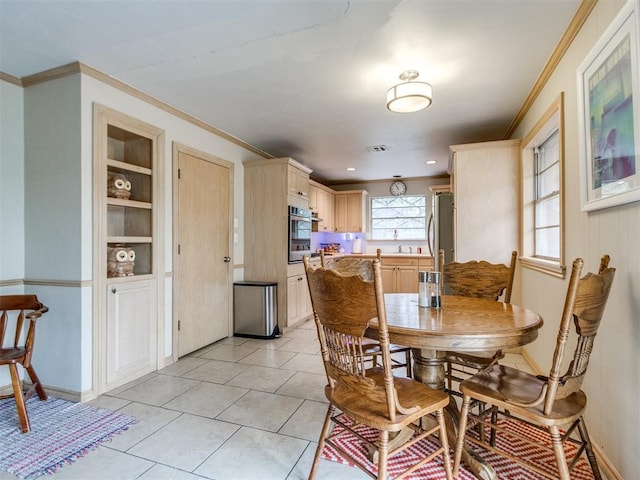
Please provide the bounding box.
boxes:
[334,190,367,233]
[379,256,434,293]
[244,157,313,329]
[449,139,519,265]
[93,104,164,392]
[309,180,335,232]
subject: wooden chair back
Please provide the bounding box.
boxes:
[320,249,382,282]
[439,250,517,303]
[303,257,417,422]
[0,294,49,433]
[541,255,615,414]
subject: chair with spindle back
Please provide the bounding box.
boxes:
[453,255,615,479]
[0,294,49,433]
[304,258,453,480]
[438,249,517,395]
[319,249,412,376]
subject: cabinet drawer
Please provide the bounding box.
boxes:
[381,257,419,266]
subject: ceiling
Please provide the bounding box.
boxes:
[0,0,581,183]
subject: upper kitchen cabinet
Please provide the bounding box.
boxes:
[309,179,335,232]
[449,139,520,265]
[287,162,310,207]
[335,190,368,233]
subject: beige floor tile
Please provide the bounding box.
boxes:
[86,395,131,411]
[283,327,317,340]
[197,344,258,362]
[280,353,325,375]
[137,464,204,480]
[237,348,297,368]
[158,356,209,377]
[279,399,327,441]
[106,401,182,452]
[49,445,154,479]
[194,426,308,480]
[181,359,250,383]
[275,371,328,403]
[287,443,372,480]
[106,372,159,396]
[241,336,293,350]
[114,375,200,406]
[163,382,248,418]
[216,390,303,432]
[225,365,296,392]
[277,338,320,354]
[127,413,239,471]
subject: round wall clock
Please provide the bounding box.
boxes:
[390,180,407,196]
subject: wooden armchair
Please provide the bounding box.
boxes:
[453,255,615,479]
[438,249,517,394]
[318,249,412,377]
[304,259,452,480]
[0,294,49,433]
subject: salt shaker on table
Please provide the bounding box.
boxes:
[418,271,429,307]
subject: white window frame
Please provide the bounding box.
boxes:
[520,93,566,278]
[369,194,427,241]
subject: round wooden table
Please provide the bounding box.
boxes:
[366,293,544,479]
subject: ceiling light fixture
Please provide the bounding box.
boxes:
[386,70,432,113]
[346,167,356,171]
[426,160,437,165]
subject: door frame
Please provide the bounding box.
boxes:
[171,142,234,362]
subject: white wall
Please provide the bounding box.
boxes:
[511,0,638,476]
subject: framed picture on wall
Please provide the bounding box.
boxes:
[577,0,640,212]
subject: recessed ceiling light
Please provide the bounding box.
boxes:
[426,160,437,165]
[346,167,356,171]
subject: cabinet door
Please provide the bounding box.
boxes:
[396,266,419,293]
[299,276,313,320]
[106,279,157,388]
[287,276,300,324]
[321,190,335,231]
[334,194,348,232]
[287,165,309,199]
[309,185,319,213]
[346,193,364,232]
[380,264,396,293]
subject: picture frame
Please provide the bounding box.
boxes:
[577,0,640,212]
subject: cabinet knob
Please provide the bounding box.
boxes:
[111,288,116,294]
[223,256,232,263]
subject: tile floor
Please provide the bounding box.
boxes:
[0,318,534,480]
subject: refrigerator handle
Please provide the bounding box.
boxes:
[427,213,434,256]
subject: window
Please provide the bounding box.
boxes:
[521,93,566,278]
[370,195,426,240]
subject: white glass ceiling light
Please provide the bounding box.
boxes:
[386,70,432,113]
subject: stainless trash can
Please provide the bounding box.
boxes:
[233,281,279,338]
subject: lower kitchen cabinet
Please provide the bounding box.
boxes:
[287,270,313,326]
[380,256,434,293]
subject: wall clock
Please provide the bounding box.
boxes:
[390,180,407,196]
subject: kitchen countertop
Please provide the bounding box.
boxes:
[322,253,434,259]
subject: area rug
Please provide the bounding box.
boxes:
[0,396,137,479]
[322,415,595,479]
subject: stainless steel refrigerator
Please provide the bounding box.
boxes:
[428,191,454,270]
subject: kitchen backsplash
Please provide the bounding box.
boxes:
[311,231,429,255]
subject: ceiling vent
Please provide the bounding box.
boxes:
[366,145,389,152]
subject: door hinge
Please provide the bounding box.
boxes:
[178,320,181,331]
[178,244,181,255]
[178,168,181,179]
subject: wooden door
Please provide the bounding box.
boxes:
[176,148,232,356]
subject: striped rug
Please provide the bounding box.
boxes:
[322,415,596,479]
[0,396,137,479]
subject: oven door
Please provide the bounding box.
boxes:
[288,212,311,263]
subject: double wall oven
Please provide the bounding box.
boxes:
[288,205,311,263]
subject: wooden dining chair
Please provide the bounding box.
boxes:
[0,294,49,433]
[318,249,412,377]
[304,258,453,480]
[438,249,517,394]
[453,255,615,480]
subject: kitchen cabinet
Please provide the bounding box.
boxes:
[244,157,313,328]
[449,139,519,265]
[288,164,310,206]
[286,269,313,326]
[334,190,367,233]
[380,256,434,293]
[94,104,164,392]
[309,180,335,232]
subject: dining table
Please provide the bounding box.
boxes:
[365,293,544,480]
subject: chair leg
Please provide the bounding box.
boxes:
[549,425,571,480]
[577,416,602,480]
[453,395,472,477]
[26,365,48,400]
[435,409,453,480]
[404,350,412,377]
[377,429,389,480]
[308,405,335,480]
[9,363,30,433]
